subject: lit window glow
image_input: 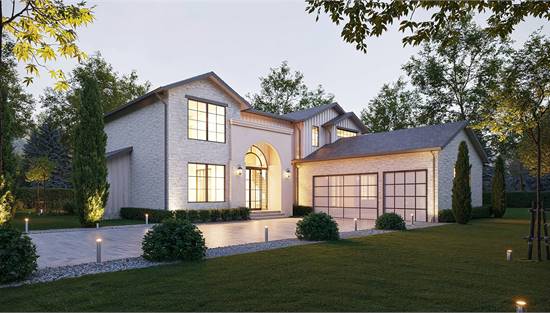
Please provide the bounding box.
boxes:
[188,99,225,143]
[312,126,319,147]
[336,128,357,138]
[188,163,225,202]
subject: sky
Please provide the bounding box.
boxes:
[10,0,550,116]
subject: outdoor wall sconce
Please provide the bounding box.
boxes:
[235,165,243,176]
[284,168,291,179]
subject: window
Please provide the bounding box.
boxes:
[313,173,378,219]
[336,128,357,138]
[188,99,225,143]
[312,126,319,147]
[188,163,225,202]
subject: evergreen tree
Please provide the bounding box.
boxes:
[23,121,72,188]
[0,87,15,225]
[491,156,506,218]
[452,141,472,224]
[72,75,109,226]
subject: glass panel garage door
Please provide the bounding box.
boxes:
[313,173,378,219]
[383,170,427,222]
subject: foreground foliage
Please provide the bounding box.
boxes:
[375,212,406,230]
[492,156,507,218]
[452,141,472,224]
[0,226,37,283]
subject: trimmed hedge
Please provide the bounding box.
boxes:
[438,206,492,223]
[14,188,74,213]
[120,207,251,223]
[483,192,550,208]
[293,205,313,217]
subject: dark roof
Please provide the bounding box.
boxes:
[105,72,250,121]
[281,102,345,121]
[322,112,368,133]
[106,146,133,159]
[299,121,488,163]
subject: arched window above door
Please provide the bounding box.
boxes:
[245,145,267,168]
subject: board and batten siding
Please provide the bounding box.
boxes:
[328,116,363,143]
[301,108,339,158]
[105,154,130,219]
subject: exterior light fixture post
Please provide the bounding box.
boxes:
[265,226,269,242]
[354,218,358,231]
[145,213,149,225]
[96,238,102,263]
[24,218,29,233]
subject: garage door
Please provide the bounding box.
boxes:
[313,173,378,219]
[383,170,427,222]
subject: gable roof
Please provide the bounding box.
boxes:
[298,121,488,163]
[105,72,250,121]
[322,112,368,133]
[106,146,133,159]
[280,102,345,121]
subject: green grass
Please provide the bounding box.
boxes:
[11,213,142,231]
[1,208,548,312]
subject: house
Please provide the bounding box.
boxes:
[103,72,488,222]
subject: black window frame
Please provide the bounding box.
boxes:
[383,169,428,222]
[187,97,227,144]
[187,162,226,203]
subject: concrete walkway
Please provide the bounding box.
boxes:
[29,218,424,269]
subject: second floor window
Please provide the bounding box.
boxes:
[188,99,226,143]
[312,126,319,147]
[337,128,357,138]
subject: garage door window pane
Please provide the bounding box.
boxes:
[344,186,360,197]
[384,170,428,222]
[416,184,426,196]
[405,197,415,208]
[385,172,394,184]
[405,171,415,183]
[395,185,405,196]
[405,184,415,196]
[344,175,360,185]
[315,186,328,196]
[395,197,404,208]
[315,197,328,206]
[395,172,405,184]
[416,171,426,183]
[385,197,394,208]
[416,197,426,209]
[314,176,328,186]
[361,198,377,208]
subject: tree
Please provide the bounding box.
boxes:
[492,156,506,218]
[403,15,511,125]
[25,156,54,211]
[72,75,109,226]
[248,61,334,114]
[482,32,550,260]
[452,141,472,224]
[361,78,421,132]
[1,0,94,223]
[517,115,550,177]
[41,53,151,144]
[305,1,550,53]
[23,120,72,188]
[0,175,14,225]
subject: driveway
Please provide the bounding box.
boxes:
[30,218,376,269]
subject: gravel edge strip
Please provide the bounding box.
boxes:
[2,226,440,288]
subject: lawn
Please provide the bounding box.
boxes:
[11,213,143,231]
[1,208,548,312]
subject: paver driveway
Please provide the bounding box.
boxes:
[30,218,375,268]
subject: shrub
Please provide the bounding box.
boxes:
[238,207,250,220]
[293,205,313,217]
[0,176,15,225]
[120,207,172,223]
[0,227,38,283]
[14,188,74,212]
[210,209,221,222]
[296,212,339,241]
[230,208,241,220]
[471,206,492,219]
[62,201,78,215]
[199,210,210,222]
[173,210,188,221]
[142,218,206,262]
[438,209,455,223]
[452,141,472,224]
[187,210,200,223]
[221,209,232,221]
[375,213,406,230]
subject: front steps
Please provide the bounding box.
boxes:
[249,210,287,220]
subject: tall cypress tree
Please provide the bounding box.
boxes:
[492,156,507,218]
[0,86,15,225]
[72,75,109,226]
[452,141,472,224]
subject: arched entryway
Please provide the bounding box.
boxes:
[245,145,268,210]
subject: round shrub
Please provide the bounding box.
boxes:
[295,212,339,241]
[142,218,206,262]
[0,227,38,284]
[438,209,456,223]
[375,213,406,230]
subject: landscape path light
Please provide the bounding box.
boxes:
[265,225,269,242]
[354,218,358,231]
[516,300,526,313]
[145,213,149,225]
[96,238,103,263]
[507,249,513,261]
[24,218,29,233]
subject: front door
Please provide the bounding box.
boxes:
[246,168,267,210]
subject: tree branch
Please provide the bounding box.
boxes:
[2,0,31,25]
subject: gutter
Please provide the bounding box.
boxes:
[154,92,169,211]
[431,150,437,223]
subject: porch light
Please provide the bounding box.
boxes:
[284,168,291,179]
[515,300,526,313]
[235,165,243,176]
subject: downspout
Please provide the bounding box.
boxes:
[155,92,169,210]
[295,126,301,204]
[431,150,437,223]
